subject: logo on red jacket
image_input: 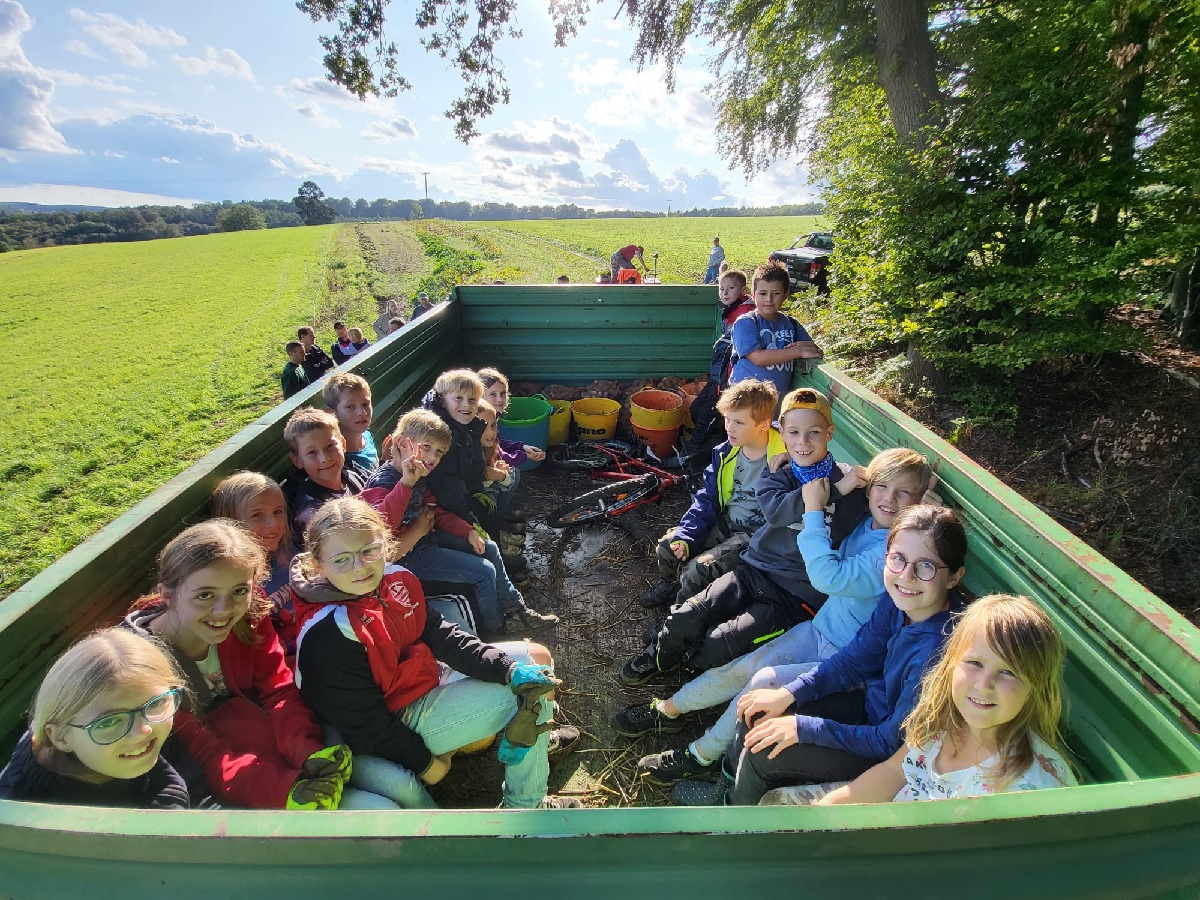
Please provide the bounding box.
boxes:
[384,577,420,612]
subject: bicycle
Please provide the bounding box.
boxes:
[546,440,692,528]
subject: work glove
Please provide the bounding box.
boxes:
[472,521,492,542]
[499,663,560,762]
[286,774,343,811]
[303,744,353,784]
[508,662,559,692]
[472,491,497,514]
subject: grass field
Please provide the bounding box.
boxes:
[0,215,821,598]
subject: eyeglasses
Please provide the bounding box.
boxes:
[885,551,948,582]
[69,687,184,746]
[322,541,387,573]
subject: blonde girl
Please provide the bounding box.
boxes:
[210,471,298,649]
[125,520,353,810]
[477,367,546,463]
[290,498,580,809]
[817,594,1077,804]
[0,629,204,808]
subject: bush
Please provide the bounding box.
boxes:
[217,204,267,233]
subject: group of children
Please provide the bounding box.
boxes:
[1,261,1079,813]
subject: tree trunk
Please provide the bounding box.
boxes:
[1164,249,1200,348]
[873,0,943,151]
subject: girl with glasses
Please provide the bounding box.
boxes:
[290,498,581,810]
[677,504,969,806]
[0,629,208,808]
[124,520,357,811]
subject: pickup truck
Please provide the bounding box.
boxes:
[769,231,832,295]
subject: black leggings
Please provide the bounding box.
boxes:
[725,688,879,805]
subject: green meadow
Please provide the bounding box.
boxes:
[0,215,821,598]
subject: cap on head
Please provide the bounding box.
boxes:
[418,291,430,301]
[779,387,832,425]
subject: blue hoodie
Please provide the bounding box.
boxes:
[784,591,965,760]
[798,512,889,649]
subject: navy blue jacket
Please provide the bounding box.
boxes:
[784,591,966,760]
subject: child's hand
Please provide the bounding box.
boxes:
[484,464,508,481]
[670,539,690,561]
[835,463,867,494]
[523,445,546,462]
[420,753,453,785]
[303,744,353,784]
[745,714,800,760]
[737,687,794,726]
[921,474,945,507]
[467,529,487,555]
[412,505,435,539]
[286,774,343,810]
[398,439,432,485]
[768,452,792,473]
[379,434,394,462]
[802,477,830,512]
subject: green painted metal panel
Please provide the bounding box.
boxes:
[455,284,716,381]
[0,291,1198,897]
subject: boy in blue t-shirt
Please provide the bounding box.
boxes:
[729,262,823,406]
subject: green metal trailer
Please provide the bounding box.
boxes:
[1,286,1197,899]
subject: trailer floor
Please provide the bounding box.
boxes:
[426,462,719,808]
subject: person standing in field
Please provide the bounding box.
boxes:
[411,292,435,320]
[373,301,403,341]
[704,237,726,284]
[298,327,335,383]
[282,342,310,400]
[610,244,646,282]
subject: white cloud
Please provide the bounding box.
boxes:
[288,76,369,107]
[296,101,341,130]
[481,116,593,159]
[173,46,254,82]
[0,182,199,207]
[362,117,417,142]
[154,156,179,164]
[67,9,186,68]
[522,57,543,69]
[0,0,73,153]
[63,38,100,60]
[45,68,134,93]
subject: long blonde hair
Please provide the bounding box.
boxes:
[904,594,1069,788]
[31,629,187,752]
[300,498,394,582]
[209,471,293,567]
[132,520,270,645]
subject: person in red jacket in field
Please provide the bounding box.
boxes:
[610,244,646,282]
[124,519,356,810]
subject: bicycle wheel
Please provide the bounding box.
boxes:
[548,474,662,528]
[548,442,611,471]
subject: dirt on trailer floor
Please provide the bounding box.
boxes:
[426,460,727,809]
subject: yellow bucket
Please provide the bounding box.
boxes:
[629,389,685,430]
[547,399,572,446]
[571,397,620,441]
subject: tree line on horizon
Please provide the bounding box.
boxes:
[0,191,825,252]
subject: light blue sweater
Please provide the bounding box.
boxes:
[797,512,888,648]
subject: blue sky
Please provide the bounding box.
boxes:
[0,0,817,211]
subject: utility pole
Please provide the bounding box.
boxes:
[666,200,672,217]
[421,172,430,201]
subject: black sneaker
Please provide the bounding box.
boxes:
[638,581,678,609]
[503,606,559,636]
[619,648,671,686]
[547,724,581,763]
[671,768,733,805]
[612,702,685,738]
[641,622,659,646]
[639,747,717,786]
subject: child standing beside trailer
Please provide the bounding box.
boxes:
[617,448,935,786]
[291,498,581,809]
[281,341,310,400]
[323,372,378,474]
[677,505,968,806]
[800,595,1077,805]
[0,629,211,809]
[124,520,355,811]
[298,326,335,383]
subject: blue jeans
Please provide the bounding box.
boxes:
[439,533,524,615]
[484,465,521,513]
[667,620,837,761]
[704,265,719,284]
[401,543,505,633]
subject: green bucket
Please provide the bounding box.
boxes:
[498,394,553,470]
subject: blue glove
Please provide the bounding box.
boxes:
[497,735,532,766]
[508,662,557,692]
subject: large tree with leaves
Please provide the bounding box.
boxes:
[299,0,1200,379]
[293,181,338,226]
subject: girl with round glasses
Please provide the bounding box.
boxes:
[124,520,358,811]
[0,629,206,808]
[681,504,969,806]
